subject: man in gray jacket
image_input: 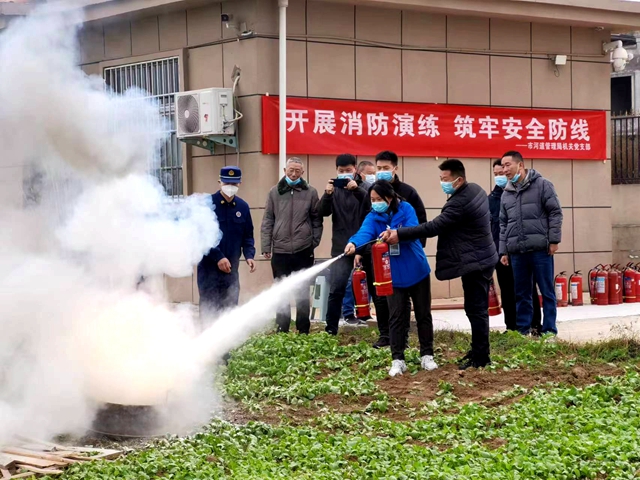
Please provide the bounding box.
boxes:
[261,157,323,334]
[499,151,563,337]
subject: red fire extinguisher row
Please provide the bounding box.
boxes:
[488,279,502,316]
[351,267,371,318]
[555,272,569,307]
[569,271,584,306]
[372,241,393,297]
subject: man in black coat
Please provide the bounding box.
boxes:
[382,159,497,369]
[360,150,427,349]
[318,153,368,335]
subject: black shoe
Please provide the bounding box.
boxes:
[373,337,390,349]
[457,351,473,364]
[458,358,492,371]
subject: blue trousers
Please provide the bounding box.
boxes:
[511,251,558,335]
[342,273,355,318]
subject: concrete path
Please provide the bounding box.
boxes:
[431,302,640,343]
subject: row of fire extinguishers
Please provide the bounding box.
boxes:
[489,271,585,317]
[587,263,640,306]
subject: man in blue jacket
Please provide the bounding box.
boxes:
[499,151,563,337]
[198,166,256,320]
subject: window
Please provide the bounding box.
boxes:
[104,57,183,198]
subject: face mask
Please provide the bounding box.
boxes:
[440,177,460,195]
[364,174,376,185]
[371,201,389,213]
[511,173,521,184]
[376,171,394,182]
[221,185,239,197]
[337,173,354,180]
[494,175,508,188]
[285,176,301,186]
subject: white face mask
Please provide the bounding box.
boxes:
[221,185,239,198]
[364,174,376,184]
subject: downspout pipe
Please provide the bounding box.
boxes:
[278,0,288,174]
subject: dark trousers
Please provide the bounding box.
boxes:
[198,271,240,320]
[461,267,494,362]
[495,262,542,332]
[271,248,314,334]
[511,251,558,335]
[325,255,354,335]
[362,254,390,340]
[387,275,433,361]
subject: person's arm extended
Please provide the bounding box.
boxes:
[348,214,379,248]
[397,201,463,241]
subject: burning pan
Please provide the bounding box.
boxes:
[91,403,161,438]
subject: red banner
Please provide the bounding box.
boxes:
[261,96,607,160]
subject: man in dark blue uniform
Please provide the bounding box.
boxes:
[197,166,256,319]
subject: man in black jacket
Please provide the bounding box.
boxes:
[360,151,427,348]
[489,159,542,333]
[499,151,562,337]
[382,159,497,369]
[318,153,368,335]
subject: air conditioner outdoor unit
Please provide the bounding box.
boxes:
[176,87,235,138]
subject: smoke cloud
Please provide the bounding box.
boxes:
[0,6,221,443]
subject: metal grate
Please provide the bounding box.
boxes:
[612,115,640,185]
[103,58,183,197]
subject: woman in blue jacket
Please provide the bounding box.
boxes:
[344,181,437,377]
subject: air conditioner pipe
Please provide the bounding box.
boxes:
[278,0,288,174]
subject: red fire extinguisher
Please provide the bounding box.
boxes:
[569,271,583,306]
[488,279,501,316]
[555,271,569,307]
[623,264,637,304]
[608,265,622,305]
[588,264,603,305]
[351,267,371,318]
[596,267,609,306]
[617,265,624,305]
[372,240,393,297]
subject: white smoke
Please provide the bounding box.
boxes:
[0,6,221,443]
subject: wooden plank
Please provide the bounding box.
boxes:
[5,455,59,468]
[17,465,64,475]
[7,473,36,479]
[2,447,74,466]
[0,455,15,470]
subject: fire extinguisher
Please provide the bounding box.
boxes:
[596,267,609,306]
[372,240,393,297]
[488,279,501,316]
[607,265,620,306]
[555,272,569,307]
[536,284,543,306]
[623,264,637,304]
[617,265,624,305]
[569,271,583,306]
[351,267,371,318]
[588,264,603,305]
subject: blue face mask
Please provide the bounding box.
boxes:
[440,177,461,195]
[376,171,394,182]
[495,175,508,188]
[371,201,389,213]
[511,173,521,184]
[285,176,301,186]
[337,173,354,180]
